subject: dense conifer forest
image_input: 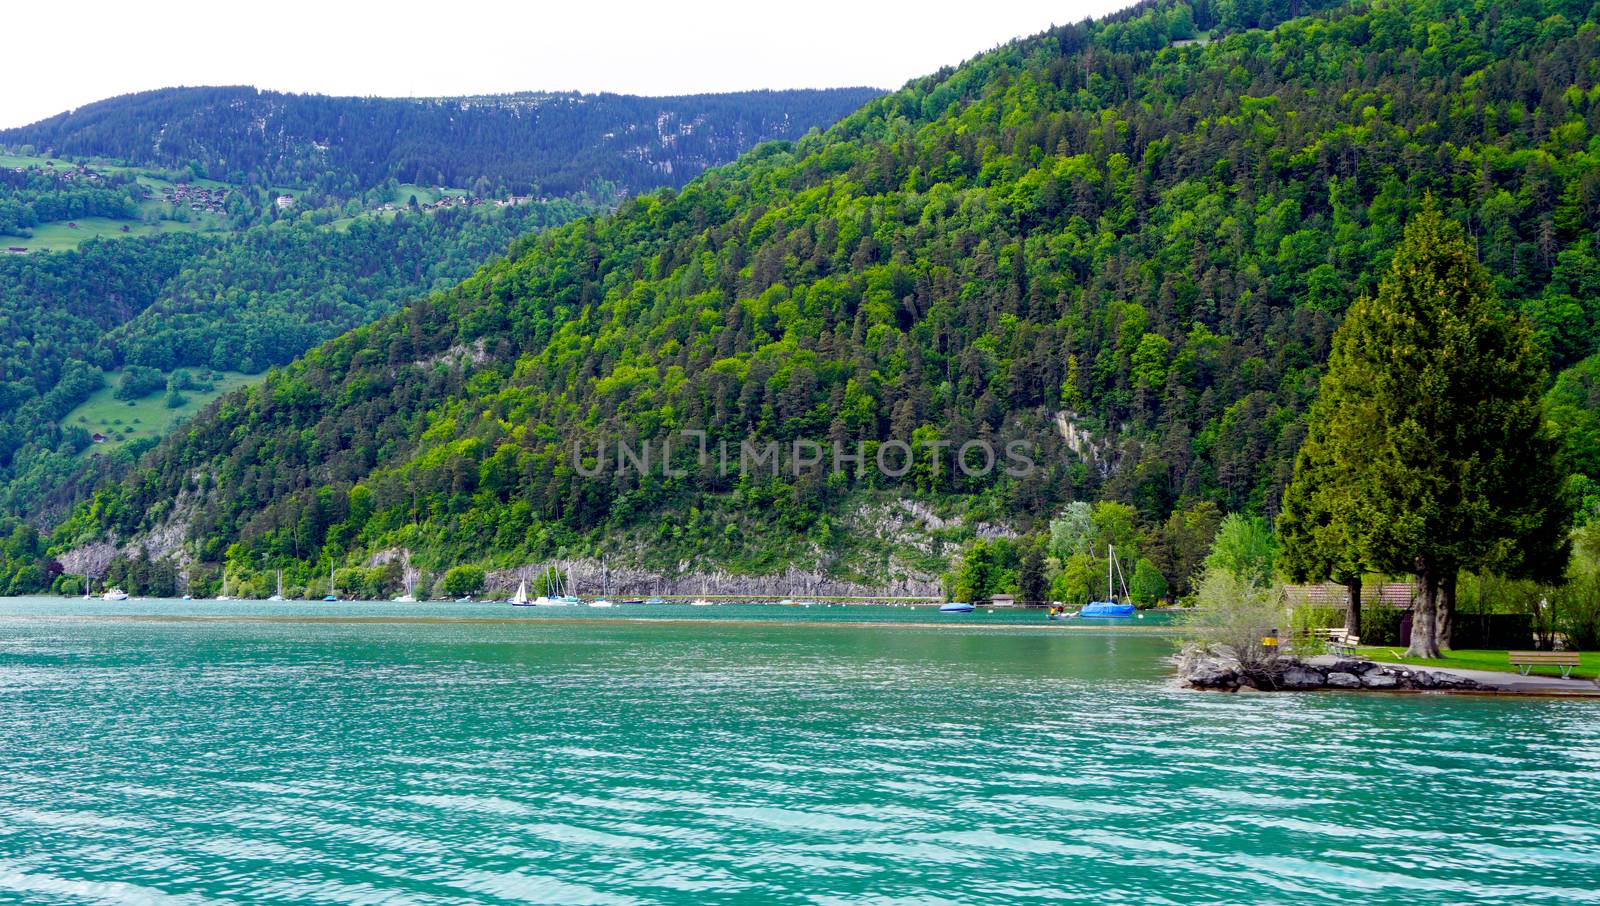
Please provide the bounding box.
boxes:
[1,87,884,198]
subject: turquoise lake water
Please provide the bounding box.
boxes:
[1,598,1597,903]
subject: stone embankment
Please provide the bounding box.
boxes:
[1177,647,1484,692]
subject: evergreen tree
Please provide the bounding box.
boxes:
[1278,427,1367,634]
[1293,202,1572,657]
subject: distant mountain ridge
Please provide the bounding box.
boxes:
[0,86,885,197]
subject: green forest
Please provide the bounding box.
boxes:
[1,87,882,199]
[30,0,1600,604]
[0,200,593,524]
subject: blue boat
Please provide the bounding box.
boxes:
[1078,600,1136,618]
[939,601,975,613]
[1061,544,1137,619]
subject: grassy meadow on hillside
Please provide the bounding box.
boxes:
[66,369,262,454]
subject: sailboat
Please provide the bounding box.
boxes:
[1069,544,1136,618]
[689,576,712,606]
[588,559,614,607]
[217,572,232,601]
[323,560,338,601]
[530,565,568,606]
[511,577,532,606]
[268,570,285,601]
[554,563,581,605]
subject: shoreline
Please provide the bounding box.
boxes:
[1177,649,1600,698]
[0,612,1182,632]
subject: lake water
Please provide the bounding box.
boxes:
[2,598,1597,903]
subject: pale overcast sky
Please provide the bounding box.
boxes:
[1,0,1132,128]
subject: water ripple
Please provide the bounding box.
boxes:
[0,602,1597,903]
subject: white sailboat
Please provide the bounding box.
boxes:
[268,570,285,601]
[323,560,338,601]
[690,576,712,606]
[530,566,563,606]
[511,578,532,606]
[589,559,614,607]
[217,572,232,601]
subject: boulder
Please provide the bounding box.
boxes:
[1186,661,1237,688]
[1421,671,1480,690]
[1279,665,1326,689]
[1360,671,1400,689]
[1306,655,1377,675]
[1325,671,1362,689]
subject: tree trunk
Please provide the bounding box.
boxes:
[1406,567,1442,659]
[1437,572,1456,651]
[1344,575,1362,636]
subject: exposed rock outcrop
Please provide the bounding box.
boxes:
[482,558,941,599]
[1175,646,1484,693]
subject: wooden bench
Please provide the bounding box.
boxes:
[1508,651,1582,679]
[1318,628,1361,657]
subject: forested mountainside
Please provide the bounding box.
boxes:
[0,87,883,198]
[0,200,588,521]
[59,0,1600,597]
[0,79,877,533]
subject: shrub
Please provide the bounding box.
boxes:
[114,365,166,401]
[441,565,485,597]
[1182,567,1289,671]
[1557,566,1600,651]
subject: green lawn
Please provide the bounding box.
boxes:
[67,369,265,454]
[5,215,221,252]
[1353,645,1599,680]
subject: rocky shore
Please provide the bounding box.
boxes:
[1176,647,1485,692]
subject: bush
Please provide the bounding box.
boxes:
[114,365,166,401]
[1181,567,1289,671]
[1558,571,1600,651]
[441,565,485,597]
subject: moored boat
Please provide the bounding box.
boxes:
[939,601,974,613]
[102,587,129,602]
[1060,545,1137,619]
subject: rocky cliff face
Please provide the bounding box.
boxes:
[484,559,941,599]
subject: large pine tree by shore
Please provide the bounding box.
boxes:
[1281,201,1571,658]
